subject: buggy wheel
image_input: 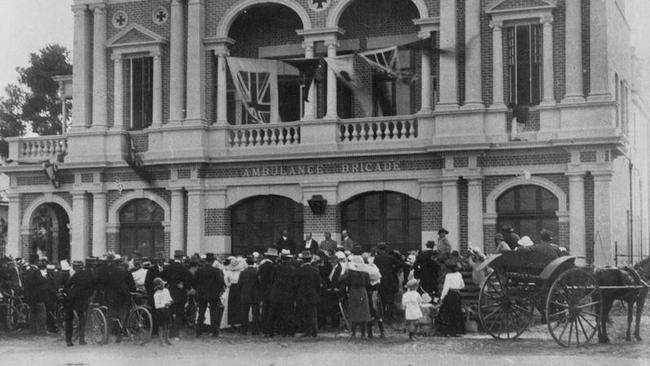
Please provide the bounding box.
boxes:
[478,271,534,340]
[86,308,108,345]
[546,268,601,347]
[126,306,152,345]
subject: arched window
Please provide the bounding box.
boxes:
[341,191,421,252]
[119,199,164,257]
[496,185,558,243]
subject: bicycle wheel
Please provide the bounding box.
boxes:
[86,307,108,345]
[126,306,152,345]
[0,303,20,331]
[15,302,30,330]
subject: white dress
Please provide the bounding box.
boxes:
[402,290,423,320]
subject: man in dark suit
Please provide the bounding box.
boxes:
[258,248,277,337]
[162,254,191,339]
[239,256,260,335]
[105,258,136,343]
[63,260,95,346]
[270,251,297,336]
[296,251,321,337]
[23,257,49,334]
[413,241,441,296]
[275,229,296,254]
[297,232,319,255]
[373,243,402,322]
[144,254,165,335]
[193,253,225,338]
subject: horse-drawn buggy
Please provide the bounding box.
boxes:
[476,251,648,347]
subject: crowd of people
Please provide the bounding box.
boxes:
[0,226,568,347]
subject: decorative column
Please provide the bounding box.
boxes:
[72,5,92,129]
[463,0,483,109]
[593,172,613,266]
[418,32,433,114]
[437,0,458,110]
[112,54,124,130]
[151,51,163,127]
[302,42,317,121]
[185,0,205,124]
[562,0,584,103]
[91,4,108,129]
[489,21,506,109]
[186,189,204,255]
[325,40,339,119]
[442,177,460,251]
[5,193,20,257]
[214,43,230,125]
[169,0,185,123]
[170,189,185,255]
[92,192,107,256]
[540,16,555,106]
[467,178,484,251]
[71,192,90,260]
[588,0,610,101]
[568,173,587,265]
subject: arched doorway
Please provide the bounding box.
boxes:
[29,203,70,262]
[231,195,303,255]
[496,185,559,243]
[341,191,421,252]
[119,199,165,257]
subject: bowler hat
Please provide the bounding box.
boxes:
[425,240,436,248]
[280,249,293,257]
[438,228,449,235]
[205,252,216,262]
[300,250,312,260]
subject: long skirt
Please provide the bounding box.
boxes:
[220,287,229,329]
[227,283,242,326]
[347,286,372,323]
[437,291,465,336]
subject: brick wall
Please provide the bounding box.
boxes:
[482,173,569,211]
[204,208,231,236]
[303,204,340,234]
[581,0,590,96]
[107,232,118,253]
[481,0,493,106]
[458,178,468,251]
[483,223,496,254]
[584,172,594,263]
[553,0,566,102]
[558,221,569,249]
[479,149,570,167]
[456,0,465,105]
[421,201,442,232]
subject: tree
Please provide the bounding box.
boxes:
[0,84,26,159]
[17,44,72,136]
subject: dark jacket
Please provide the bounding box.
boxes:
[105,263,136,307]
[63,269,94,308]
[238,266,260,304]
[296,239,319,255]
[374,253,401,290]
[144,264,164,296]
[163,262,191,303]
[270,261,296,304]
[296,263,321,305]
[193,265,225,301]
[503,231,521,250]
[23,267,50,303]
[53,270,71,290]
[414,249,441,294]
[275,237,296,254]
[257,260,275,301]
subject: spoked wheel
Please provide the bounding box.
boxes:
[86,307,108,345]
[478,271,535,340]
[127,306,152,345]
[546,268,601,347]
[0,304,20,331]
[56,306,79,341]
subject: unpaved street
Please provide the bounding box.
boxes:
[2,315,649,366]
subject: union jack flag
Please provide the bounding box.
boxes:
[227,57,278,124]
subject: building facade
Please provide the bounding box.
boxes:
[1,0,649,266]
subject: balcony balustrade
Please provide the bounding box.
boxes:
[339,116,418,142]
[228,122,301,148]
[12,136,68,162]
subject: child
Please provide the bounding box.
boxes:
[402,279,423,341]
[153,277,173,345]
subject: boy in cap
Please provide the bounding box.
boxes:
[153,277,173,345]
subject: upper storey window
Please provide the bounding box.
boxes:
[127,57,153,130]
[506,24,542,106]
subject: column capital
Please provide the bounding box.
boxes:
[440,177,459,186]
[151,49,162,58]
[324,40,340,49]
[171,189,185,197]
[91,191,107,197]
[489,20,503,30]
[592,171,613,182]
[71,190,88,197]
[171,0,184,5]
[6,192,20,201]
[71,4,88,14]
[467,177,483,186]
[89,3,106,13]
[110,53,123,62]
[540,15,554,25]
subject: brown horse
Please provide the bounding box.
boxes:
[594,258,650,343]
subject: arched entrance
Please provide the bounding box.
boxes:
[231,195,303,255]
[119,199,165,257]
[341,191,421,252]
[29,203,70,262]
[496,185,559,243]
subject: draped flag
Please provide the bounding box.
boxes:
[282,58,325,102]
[325,54,374,117]
[359,46,400,78]
[227,57,279,124]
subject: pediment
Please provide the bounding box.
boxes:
[108,24,167,48]
[487,0,556,14]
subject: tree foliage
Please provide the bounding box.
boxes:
[17,44,72,136]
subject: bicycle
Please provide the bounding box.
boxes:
[53,291,80,341]
[89,292,153,345]
[0,290,30,331]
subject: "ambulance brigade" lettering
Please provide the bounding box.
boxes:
[240,161,401,177]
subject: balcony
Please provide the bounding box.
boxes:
[4,135,68,164]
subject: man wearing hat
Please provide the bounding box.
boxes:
[275,229,296,254]
[414,241,441,296]
[373,243,401,322]
[258,248,277,337]
[270,249,297,337]
[144,252,166,335]
[437,229,452,255]
[296,251,321,337]
[163,252,191,340]
[520,229,563,263]
[193,252,225,338]
[238,256,261,335]
[63,260,94,346]
[105,257,136,343]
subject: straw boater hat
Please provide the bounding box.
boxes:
[518,236,534,247]
[280,249,293,258]
[60,260,71,271]
[335,251,346,260]
[438,228,449,235]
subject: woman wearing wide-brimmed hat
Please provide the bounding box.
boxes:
[340,255,372,338]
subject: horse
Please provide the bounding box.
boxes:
[594,258,650,343]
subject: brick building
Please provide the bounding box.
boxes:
[1,0,649,266]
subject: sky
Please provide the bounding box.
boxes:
[0,0,649,92]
